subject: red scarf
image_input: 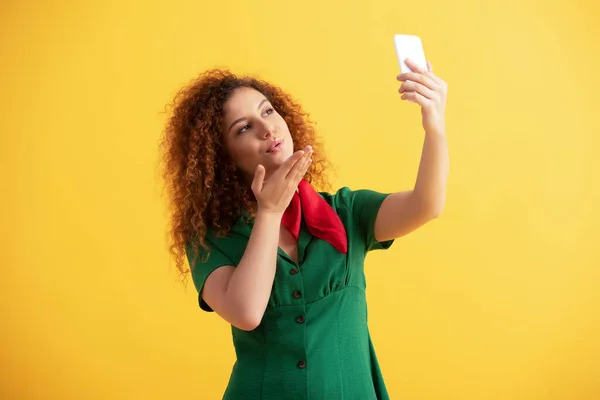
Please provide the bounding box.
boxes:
[282,179,348,254]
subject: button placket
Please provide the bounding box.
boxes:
[283,255,308,372]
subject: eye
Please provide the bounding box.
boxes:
[238,124,251,134]
[263,108,274,116]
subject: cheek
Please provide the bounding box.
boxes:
[279,118,294,144]
[278,115,290,131]
[229,139,260,169]
[276,117,292,139]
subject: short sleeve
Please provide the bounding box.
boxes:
[186,239,235,312]
[337,187,395,252]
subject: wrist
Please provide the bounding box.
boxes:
[425,128,446,138]
[255,208,284,222]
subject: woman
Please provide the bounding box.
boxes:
[161,58,448,399]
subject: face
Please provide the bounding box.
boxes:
[222,87,294,182]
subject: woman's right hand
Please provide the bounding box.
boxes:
[251,145,313,215]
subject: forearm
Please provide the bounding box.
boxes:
[412,131,449,216]
[225,209,281,326]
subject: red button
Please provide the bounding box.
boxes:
[298,360,307,369]
[290,268,299,275]
[296,315,305,324]
[292,290,301,299]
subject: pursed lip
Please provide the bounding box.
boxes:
[266,138,283,153]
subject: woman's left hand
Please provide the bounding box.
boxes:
[397,59,448,136]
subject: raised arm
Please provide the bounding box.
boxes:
[374,59,449,242]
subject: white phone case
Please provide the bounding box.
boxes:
[394,34,427,74]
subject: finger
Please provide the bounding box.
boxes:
[291,156,311,192]
[401,91,430,108]
[396,72,437,91]
[399,59,442,86]
[285,148,312,180]
[251,164,266,194]
[271,149,306,180]
[424,61,444,85]
[405,58,428,75]
[406,58,440,84]
[399,81,435,99]
[286,149,312,182]
[293,151,312,184]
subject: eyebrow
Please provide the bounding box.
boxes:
[228,98,270,133]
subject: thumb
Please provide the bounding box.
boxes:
[427,60,433,73]
[251,164,265,194]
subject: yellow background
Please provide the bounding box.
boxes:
[2,0,599,398]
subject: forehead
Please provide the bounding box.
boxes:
[223,87,266,118]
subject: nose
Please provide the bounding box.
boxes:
[262,122,275,138]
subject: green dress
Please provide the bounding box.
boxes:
[188,187,395,399]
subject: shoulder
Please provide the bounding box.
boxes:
[185,218,252,270]
[321,186,394,252]
[185,228,240,312]
[320,186,391,212]
[319,186,354,209]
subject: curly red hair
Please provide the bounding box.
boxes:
[160,69,331,280]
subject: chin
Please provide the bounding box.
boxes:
[265,157,286,169]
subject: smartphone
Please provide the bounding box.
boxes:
[394,34,427,74]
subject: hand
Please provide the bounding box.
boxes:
[251,145,313,215]
[397,59,448,136]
